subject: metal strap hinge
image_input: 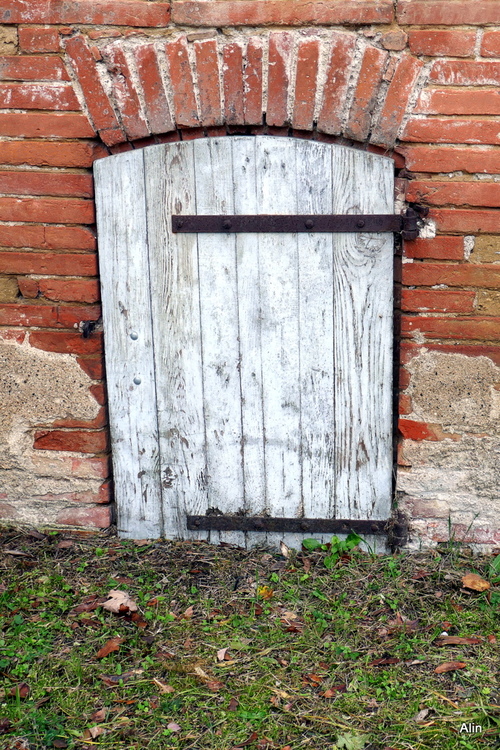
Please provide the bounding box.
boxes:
[172,205,428,241]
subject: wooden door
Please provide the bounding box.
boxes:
[94,136,394,547]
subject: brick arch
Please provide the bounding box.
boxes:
[62,30,423,151]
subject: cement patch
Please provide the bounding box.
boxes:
[406,351,500,435]
[0,338,102,516]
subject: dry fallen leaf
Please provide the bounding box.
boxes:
[323,684,347,698]
[99,669,143,686]
[257,586,274,600]
[9,682,30,698]
[181,606,194,619]
[217,647,232,662]
[434,661,467,674]
[207,680,225,692]
[412,708,430,723]
[152,678,174,694]
[90,708,106,722]
[227,696,239,711]
[461,574,490,592]
[280,541,291,558]
[102,590,138,614]
[167,722,181,733]
[96,637,124,659]
[434,636,482,646]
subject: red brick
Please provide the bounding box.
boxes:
[407,180,500,208]
[55,504,113,528]
[432,208,500,233]
[0,196,94,223]
[172,1,393,26]
[223,43,244,126]
[403,236,464,260]
[401,289,476,313]
[0,83,80,110]
[403,118,500,145]
[0,303,100,328]
[34,428,109,453]
[1,0,170,26]
[481,31,500,58]
[49,406,107,430]
[292,39,319,131]
[408,30,476,57]
[402,262,500,289]
[90,382,106,406]
[399,393,412,415]
[402,146,500,174]
[0,252,97,276]
[76,356,104,379]
[371,54,423,148]
[402,315,500,341]
[104,45,149,141]
[414,88,500,116]
[244,38,263,126]
[18,278,39,298]
[18,26,60,53]
[0,225,95,250]
[317,33,356,135]
[0,55,69,81]
[399,419,446,441]
[30,330,103,354]
[345,46,387,142]
[398,1,500,25]
[134,44,174,135]
[29,278,100,303]
[165,37,199,128]
[401,340,500,367]
[0,140,107,168]
[64,35,125,146]
[267,33,293,127]
[0,113,94,139]
[0,171,93,198]
[430,61,500,86]
[193,39,222,127]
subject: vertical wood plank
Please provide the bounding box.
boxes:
[295,140,335,540]
[193,138,246,547]
[94,150,163,539]
[143,142,208,542]
[255,137,302,549]
[331,146,393,524]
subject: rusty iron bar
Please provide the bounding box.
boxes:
[172,207,427,240]
[186,515,389,534]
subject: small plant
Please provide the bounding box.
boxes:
[302,531,364,568]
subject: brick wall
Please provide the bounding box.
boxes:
[0,0,499,548]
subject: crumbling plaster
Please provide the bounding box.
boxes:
[397,352,500,548]
[0,337,102,525]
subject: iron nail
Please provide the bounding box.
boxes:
[133,377,141,385]
[130,331,138,340]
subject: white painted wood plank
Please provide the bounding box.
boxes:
[255,137,302,549]
[143,142,208,542]
[331,147,393,522]
[295,139,335,539]
[193,138,246,547]
[94,150,162,539]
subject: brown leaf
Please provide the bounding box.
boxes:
[152,678,174,694]
[434,661,467,674]
[3,549,31,557]
[257,586,274,600]
[461,574,490,592]
[128,611,148,628]
[217,647,232,662]
[56,540,74,549]
[96,637,124,659]
[102,590,138,614]
[302,673,323,686]
[83,726,106,740]
[9,682,30,698]
[323,684,347,698]
[182,606,194,619]
[53,739,68,748]
[280,541,291,558]
[487,634,497,643]
[90,708,106,722]
[412,708,430,723]
[232,732,259,748]
[228,697,239,711]
[99,669,143,686]
[434,636,482,646]
[207,680,225,692]
[369,657,400,666]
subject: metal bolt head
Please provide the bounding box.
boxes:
[133,377,141,385]
[305,219,314,229]
[356,219,365,228]
[130,331,138,340]
[222,219,232,230]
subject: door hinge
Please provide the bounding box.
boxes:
[187,515,389,535]
[172,205,428,241]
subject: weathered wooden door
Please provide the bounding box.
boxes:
[94,136,394,547]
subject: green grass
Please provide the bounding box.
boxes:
[0,528,499,750]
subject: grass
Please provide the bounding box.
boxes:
[0,527,499,750]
